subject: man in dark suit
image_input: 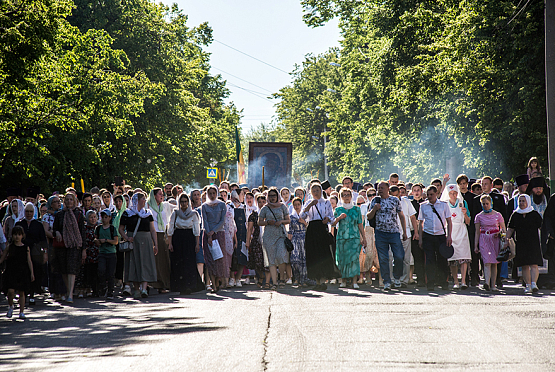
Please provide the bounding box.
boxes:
[470,176,506,287]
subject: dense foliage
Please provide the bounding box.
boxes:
[260,0,547,184]
[0,0,240,196]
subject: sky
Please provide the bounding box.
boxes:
[161,0,340,132]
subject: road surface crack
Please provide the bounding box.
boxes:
[262,293,272,371]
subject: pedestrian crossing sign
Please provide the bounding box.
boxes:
[207,168,218,179]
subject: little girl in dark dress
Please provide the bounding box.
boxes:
[0,226,34,319]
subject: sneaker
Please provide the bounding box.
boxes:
[123,285,132,296]
[461,283,468,290]
[141,290,148,298]
[19,313,26,320]
[524,286,532,294]
[286,278,292,285]
[235,281,242,288]
[7,306,13,318]
[66,297,73,304]
[352,283,360,289]
[393,279,401,289]
[339,282,347,288]
[106,292,114,300]
[133,290,141,299]
[453,284,460,289]
[29,298,35,305]
[531,283,539,293]
[61,295,66,302]
[229,278,236,287]
[384,283,392,291]
[245,277,251,285]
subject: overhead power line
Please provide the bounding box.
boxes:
[212,66,274,94]
[214,39,291,75]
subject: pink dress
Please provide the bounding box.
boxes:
[475,211,503,264]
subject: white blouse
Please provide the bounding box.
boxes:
[167,210,201,237]
[300,198,335,224]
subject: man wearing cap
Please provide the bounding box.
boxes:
[526,177,550,217]
[321,180,332,197]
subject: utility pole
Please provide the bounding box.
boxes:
[547,0,555,190]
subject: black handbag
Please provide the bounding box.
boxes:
[545,238,555,260]
[431,205,454,259]
[367,197,380,228]
[496,246,511,262]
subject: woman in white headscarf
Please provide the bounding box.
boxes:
[3,199,25,242]
[300,183,337,291]
[118,192,158,299]
[331,188,366,288]
[440,184,472,289]
[505,194,544,293]
[167,193,203,294]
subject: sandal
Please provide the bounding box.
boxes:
[278,281,285,289]
[270,285,277,291]
[257,282,263,289]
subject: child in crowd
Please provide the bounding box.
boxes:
[527,157,542,178]
[95,209,119,299]
[0,226,34,319]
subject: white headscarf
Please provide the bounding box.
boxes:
[338,190,355,210]
[126,193,152,218]
[101,192,116,213]
[9,199,25,222]
[440,184,463,205]
[515,194,534,214]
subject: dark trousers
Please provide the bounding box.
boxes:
[422,233,449,288]
[98,253,117,295]
[411,236,425,284]
[83,263,99,295]
[115,247,124,281]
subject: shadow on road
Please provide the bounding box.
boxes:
[0,293,224,371]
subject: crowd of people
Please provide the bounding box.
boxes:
[1,156,554,319]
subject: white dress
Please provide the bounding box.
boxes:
[447,201,472,262]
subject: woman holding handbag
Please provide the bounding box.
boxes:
[201,186,227,293]
[258,188,290,290]
[52,193,86,304]
[118,192,158,299]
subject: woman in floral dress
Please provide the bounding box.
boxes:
[332,188,367,288]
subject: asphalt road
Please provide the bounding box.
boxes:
[1,283,555,372]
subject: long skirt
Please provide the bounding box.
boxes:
[153,232,171,289]
[305,221,338,280]
[336,238,361,279]
[170,229,204,293]
[203,231,226,277]
[125,232,157,282]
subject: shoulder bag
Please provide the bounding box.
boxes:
[268,206,294,252]
[119,217,141,252]
[430,204,454,259]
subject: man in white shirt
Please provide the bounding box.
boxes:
[418,185,452,291]
[147,187,176,293]
[390,186,418,286]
